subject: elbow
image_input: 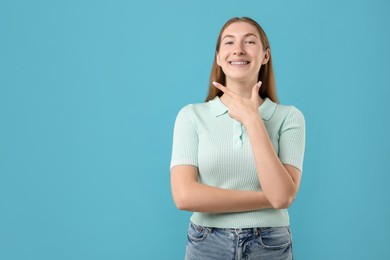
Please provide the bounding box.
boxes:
[266,187,298,209]
[174,198,188,211]
[171,177,198,211]
[173,191,192,211]
[270,196,295,210]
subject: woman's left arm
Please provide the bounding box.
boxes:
[244,115,301,209]
[213,81,303,209]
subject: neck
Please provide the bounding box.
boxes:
[226,79,255,98]
[220,78,264,107]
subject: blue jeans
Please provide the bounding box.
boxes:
[185,222,293,260]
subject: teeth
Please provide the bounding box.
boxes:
[230,61,249,65]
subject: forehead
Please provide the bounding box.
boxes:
[221,22,260,38]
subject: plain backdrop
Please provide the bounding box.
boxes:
[1,0,389,259]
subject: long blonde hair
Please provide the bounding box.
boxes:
[205,17,279,103]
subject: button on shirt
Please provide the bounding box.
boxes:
[170,96,305,228]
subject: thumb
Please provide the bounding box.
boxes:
[251,81,262,100]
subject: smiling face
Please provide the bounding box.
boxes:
[216,22,270,84]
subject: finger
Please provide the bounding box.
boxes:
[212,81,238,98]
[251,81,262,101]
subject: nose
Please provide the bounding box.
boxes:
[233,44,245,55]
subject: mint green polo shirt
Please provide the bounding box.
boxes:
[170,96,305,228]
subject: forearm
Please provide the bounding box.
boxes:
[174,182,272,213]
[245,115,296,208]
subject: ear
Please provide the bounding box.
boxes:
[216,51,221,66]
[262,48,270,65]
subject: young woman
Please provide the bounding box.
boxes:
[170,17,305,260]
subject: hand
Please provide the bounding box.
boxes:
[213,81,263,126]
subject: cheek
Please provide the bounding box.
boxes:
[217,51,229,64]
[216,52,225,66]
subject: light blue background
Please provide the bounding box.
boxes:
[1,0,389,259]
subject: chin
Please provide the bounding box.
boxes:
[225,73,255,82]
[223,68,258,80]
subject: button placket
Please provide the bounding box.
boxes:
[233,120,243,148]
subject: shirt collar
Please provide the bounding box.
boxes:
[209,96,277,121]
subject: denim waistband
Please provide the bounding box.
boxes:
[216,227,260,236]
[192,222,289,236]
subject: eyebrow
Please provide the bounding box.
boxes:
[222,33,259,40]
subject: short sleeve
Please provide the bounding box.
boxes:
[278,107,306,172]
[170,105,199,169]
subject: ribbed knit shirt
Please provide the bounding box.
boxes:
[170,96,305,228]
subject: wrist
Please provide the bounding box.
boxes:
[243,112,262,128]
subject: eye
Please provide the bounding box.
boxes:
[224,41,234,45]
[245,41,256,44]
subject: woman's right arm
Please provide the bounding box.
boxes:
[171,165,272,213]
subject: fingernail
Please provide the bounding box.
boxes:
[212,81,218,86]
[258,81,262,87]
